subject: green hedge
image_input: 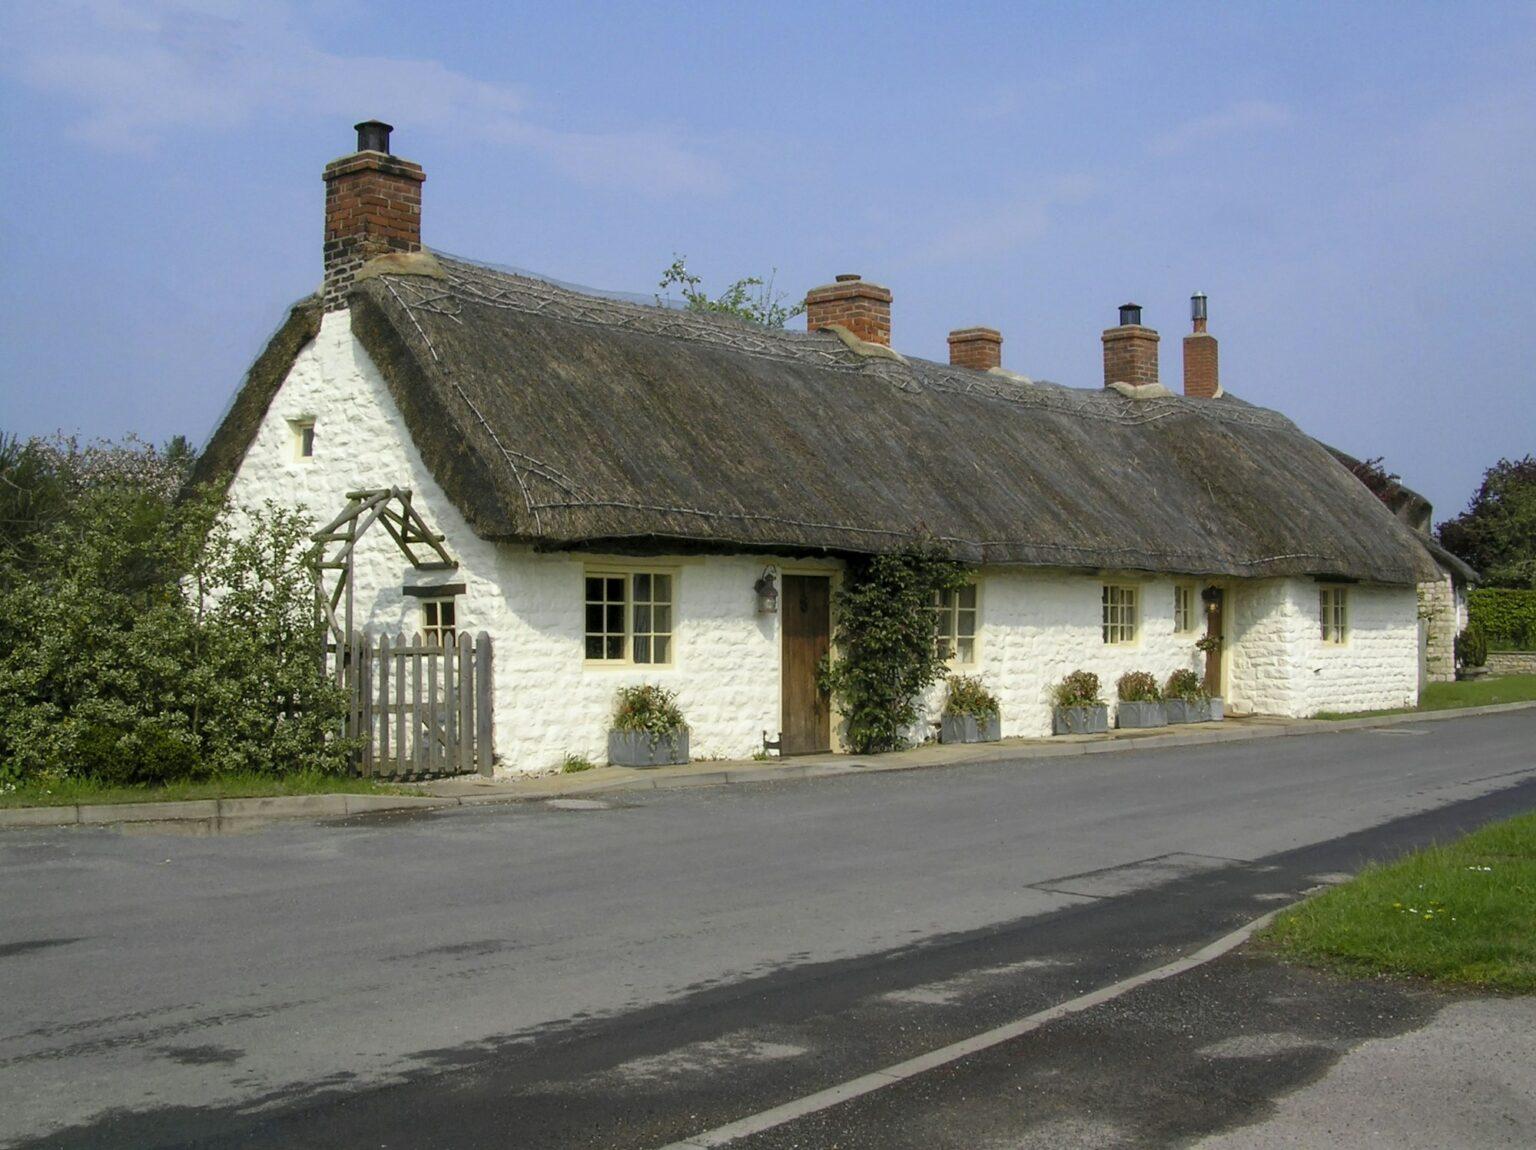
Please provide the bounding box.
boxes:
[1469,588,1536,651]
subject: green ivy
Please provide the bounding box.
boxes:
[1468,589,1536,651]
[818,543,968,754]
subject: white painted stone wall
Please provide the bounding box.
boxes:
[1224,579,1418,716]
[228,312,1422,772]
[913,572,1211,739]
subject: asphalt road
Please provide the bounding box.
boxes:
[2,711,1533,1149]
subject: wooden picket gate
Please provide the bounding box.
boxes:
[338,630,493,778]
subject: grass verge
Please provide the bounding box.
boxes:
[1315,673,1536,720]
[1260,811,1536,991]
[0,770,407,809]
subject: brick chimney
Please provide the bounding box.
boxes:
[322,121,425,311]
[1102,303,1159,388]
[805,274,892,346]
[1182,292,1219,398]
[948,327,1003,371]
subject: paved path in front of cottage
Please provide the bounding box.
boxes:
[1,709,1533,1148]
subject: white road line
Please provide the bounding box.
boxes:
[655,908,1287,1149]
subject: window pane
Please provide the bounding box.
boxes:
[634,605,652,633]
[606,635,624,660]
[605,604,624,632]
[634,635,651,664]
[606,577,624,601]
[585,636,604,659]
[959,584,977,609]
[653,635,670,663]
[423,602,439,627]
[957,609,976,638]
[653,604,672,634]
[957,637,975,663]
[586,603,603,632]
[633,573,651,601]
[441,602,455,626]
[585,577,603,601]
[653,574,672,603]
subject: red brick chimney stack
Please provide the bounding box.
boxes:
[1102,303,1160,387]
[322,121,425,311]
[805,274,893,346]
[1183,292,1220,398]
[947,327,1003,371]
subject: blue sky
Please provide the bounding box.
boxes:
[2,1,1532,521]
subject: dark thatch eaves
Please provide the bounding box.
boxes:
[198,254,1439,585]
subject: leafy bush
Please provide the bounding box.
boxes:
[1052,670,1103,708]
[1456,624,1489,669]
[1437,456,1536,587]
[612,684,686,736]
[1117,671,1161,702]
[818,542,969,754]
[0,436,351,786]
[1468,588,1536,651]
[1164,668,1207,701]
[944,674,999,718]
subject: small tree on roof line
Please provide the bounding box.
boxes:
[657,255,806,329]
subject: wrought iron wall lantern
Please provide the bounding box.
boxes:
[754,567,780,614]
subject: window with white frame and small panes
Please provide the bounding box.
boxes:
[1173,584,1196,633]
[1319,586,1348,644]
[933,584,978,664]
[1102,584,1139,644]
[585,571,673,664]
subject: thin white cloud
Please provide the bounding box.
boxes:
[0,0,727,196]
[1149,99,1292,157]
[915,174,1101,264]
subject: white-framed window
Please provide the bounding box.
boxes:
[1174,584,1196,633]
[289,418,315,460]
[1319,586,1348,644]
[585,570,674,664]
[421,598,457,647]
[933,583,979,664]
[1102,584,1139,644]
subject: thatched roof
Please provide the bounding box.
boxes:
[199,254,1438,585]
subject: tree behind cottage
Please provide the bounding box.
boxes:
[0,435,350,786]
[1437,456,1536,590]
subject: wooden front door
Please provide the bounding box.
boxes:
[781,574,831,755]
[1204,588,1225,697]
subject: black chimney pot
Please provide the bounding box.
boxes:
[1118,302,1142,327]
[355,120,393,154]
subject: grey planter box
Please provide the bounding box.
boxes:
[939,713,1001,744]
[1116,700,1168,729]
[1052,704,1109,736]
[607,728,689,768]
[1209,697,1224,721]
[1163,698,1204,724]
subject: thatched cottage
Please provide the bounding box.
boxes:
[197,123,1451,774]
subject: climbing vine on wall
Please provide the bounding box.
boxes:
[818,542,969,754]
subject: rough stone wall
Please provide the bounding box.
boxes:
[1418,575,1458,683]
[1295,582,1420,715]
[1488,651,1536,675]
[1225,579,1302,715]
[912,572,1210,740]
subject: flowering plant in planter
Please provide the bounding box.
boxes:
[609,684,689,767]
[1051,670,1108,735]
[1115,671,1167,729]
[1194,635,1221,654]
[939,674,1001,744]
[1163,668,1212,724]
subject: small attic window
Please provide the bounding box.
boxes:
[289,419,315,460]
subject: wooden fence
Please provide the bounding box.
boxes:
[337,630,493,778]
